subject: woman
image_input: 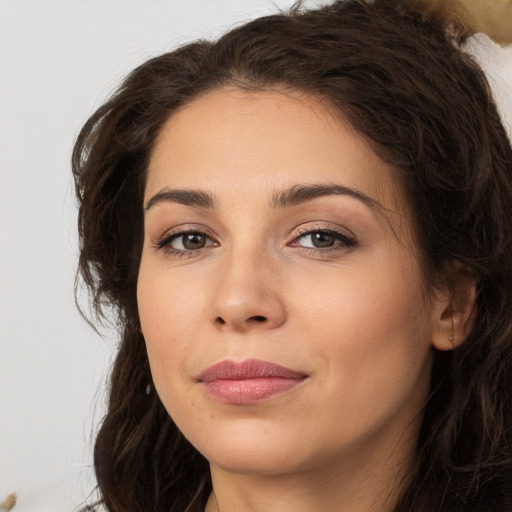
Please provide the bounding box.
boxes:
[73,0,512,510]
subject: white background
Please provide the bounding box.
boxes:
[0,1,330,510]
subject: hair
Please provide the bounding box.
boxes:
[73,1,512,511]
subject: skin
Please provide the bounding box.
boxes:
[137,88,458,512]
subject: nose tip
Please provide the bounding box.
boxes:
[212,271,287,332]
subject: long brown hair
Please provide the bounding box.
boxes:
[73,1,512,510]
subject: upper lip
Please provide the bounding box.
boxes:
[198,358,308,383]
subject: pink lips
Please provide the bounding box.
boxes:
[198,359,308,405]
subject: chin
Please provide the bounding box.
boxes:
[208,445,308,477]
[186,418,314,476]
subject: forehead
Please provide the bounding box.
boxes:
[146,87,404,215]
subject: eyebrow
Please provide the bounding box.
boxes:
[271,183,386,211]
[145,188,215,211]
[144,183,387,214]
[272,183,402,242]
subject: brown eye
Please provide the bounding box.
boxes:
[157,230,217,254]
[310,232,335,248]
[181,233,207,250]
[292,229,356,251]
[169,232,210,251]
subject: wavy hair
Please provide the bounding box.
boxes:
[73,1,512,510]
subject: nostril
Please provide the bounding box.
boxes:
[250,315,267,323]
[214,315,268,327]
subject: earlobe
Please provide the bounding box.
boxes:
[432,314,465,351]
[431,273,477,351]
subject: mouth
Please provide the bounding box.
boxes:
[198,359,309,405]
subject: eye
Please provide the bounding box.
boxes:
[156,229,217,254]
[171,232,210,250]
[290,228,356,251]
[300,232,337,248]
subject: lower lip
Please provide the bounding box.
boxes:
[203,377,304,405]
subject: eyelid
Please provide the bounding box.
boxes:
[292,223,355,238]
[288,223,357,250]
[291,222,356,241]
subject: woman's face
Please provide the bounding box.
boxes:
[138,88,444,478]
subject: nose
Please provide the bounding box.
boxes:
[211,249,287,333]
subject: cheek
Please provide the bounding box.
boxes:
[293,254,433,399]
[137,260,190,396]
[138,253,202,342]
[137,254,220,426]
[295,252,429,335]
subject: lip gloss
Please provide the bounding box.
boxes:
[198,359,308,405]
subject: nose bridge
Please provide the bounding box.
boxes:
[212,237,286,332]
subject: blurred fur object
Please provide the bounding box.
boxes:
[0,494,17,512]
[460,0,512,43]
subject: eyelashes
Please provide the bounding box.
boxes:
[289,226,356,252]
[154,227,218,257]
[153,224,357,258]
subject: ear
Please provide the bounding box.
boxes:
[431,267,477,351]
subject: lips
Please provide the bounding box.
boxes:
[198,359,308,405]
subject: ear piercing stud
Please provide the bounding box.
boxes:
[449,318,455,345]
